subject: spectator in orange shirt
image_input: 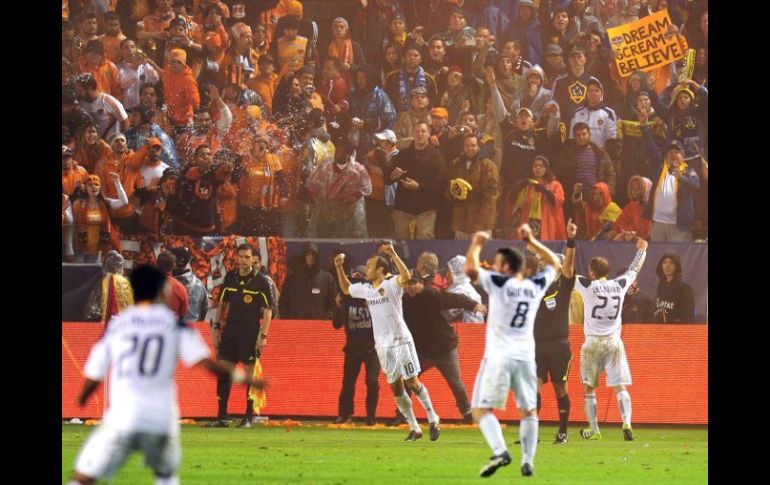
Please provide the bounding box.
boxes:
[233,133,288,236]
[175,84,233,164]
[71,173,128,263]
[219,22,260,88]
[77,11,100,45]
[62,146,89,197]
[100,12,127,64]
[193,0,230,23]
[137,0,175,57]
[156,250,190,319]
[96,133,149,231]
[73,122,115,174]
[250,54,279,117]
[199,3,231,65]
[79,40,121,98]
[161,48,201,130]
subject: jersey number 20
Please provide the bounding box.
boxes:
[510,302,529,328]
[117,334,165,377]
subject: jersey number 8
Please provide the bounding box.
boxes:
[510,302,529,328]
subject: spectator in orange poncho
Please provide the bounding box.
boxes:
[573,181,622,241]
[503,156,566,241]
[71,174,128,263]
[612,175,653,242]
[62,146,89,196]
[161,48,201,129]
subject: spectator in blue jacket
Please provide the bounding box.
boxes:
[505,0,543,65]
[348,64,398,158]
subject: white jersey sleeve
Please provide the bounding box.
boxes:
[349,282,366,299]
[83,337,111,381]
[178,325,211,368]
[476,267,498,294]
[616,249,647,288]
[528,266,558,295]
[385,275,404,299]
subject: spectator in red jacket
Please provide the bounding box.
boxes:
[320,56,351,142]
[156,250,190,319]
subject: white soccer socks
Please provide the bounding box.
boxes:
[616,390,632,427]
[478,412,507,456]
[414,384,439,424]
[519,416,539,466]
[584,393,599,433]
[395,391,421,432]
[155,475,179,485]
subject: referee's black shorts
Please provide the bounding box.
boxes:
[535,339,572,384]
[218,324,259,364]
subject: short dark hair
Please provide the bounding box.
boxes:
[589,257,610,278]
[194,144,211,156]
[373,255,390,274]
[156,251,176,273]
[104,12,121,23]
[63,88,78,106]
[131,264,167,302]
[573,122,590,134]
[237,243,260,259]
[77,73,98,91]
[324,56,342,71]
[498,247,524,273]
[79,12,98,23]
[283,16,301,31]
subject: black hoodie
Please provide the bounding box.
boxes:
[654,254,695,323]
[279,244,336,319]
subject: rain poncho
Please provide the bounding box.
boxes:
[445,255,484,323]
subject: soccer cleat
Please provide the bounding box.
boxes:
[479,451,512,477]
[365,417,376,426]
[622,424,635,441]
[521,463,534,476]
[237,418,252,429]
[386,412,408,427]
[580,428,602,440]
[404,430,423,441]
[513,438,541,445]
[332,416,352,424]
[462,412,474,424]
[429,420,441,441]
[553,432,568,444]
[205,419,230,428]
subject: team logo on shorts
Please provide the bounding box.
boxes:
[378,288,385,296]
[243,294,253,304]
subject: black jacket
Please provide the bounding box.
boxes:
[279,247,335,319]
[655,279,695,323]
[403,288,477,358]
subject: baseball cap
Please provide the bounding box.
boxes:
[374,129,397,144]
[545,44,563,56]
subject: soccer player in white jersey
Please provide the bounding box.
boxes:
[574,237,648,442]
[68,265,267,485]
[464,225,562,478]
[334,244,441,442]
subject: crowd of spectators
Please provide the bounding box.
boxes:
[62,0,708,263]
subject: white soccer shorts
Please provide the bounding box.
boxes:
[580,335,632,388]
[376,341,421,384]
[74,424,181,479]
[471,357,538,411]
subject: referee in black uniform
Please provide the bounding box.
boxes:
[207,243,274,429]
[531,219,577,444]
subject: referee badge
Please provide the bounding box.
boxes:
[243,294,253,304]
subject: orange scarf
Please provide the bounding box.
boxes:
[328,38,353,68]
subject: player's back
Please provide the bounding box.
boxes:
[84,303,210,435]
[478,267,556,361]
[575,274,634,337]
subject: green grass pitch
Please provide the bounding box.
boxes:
[62,422,707,484]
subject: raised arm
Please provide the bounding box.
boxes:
[562,218,577,279]
[520,223,562,274]
[621,237,649,283]
[382,244,410,286]
[334,253,352,295]
[464,230,489,282]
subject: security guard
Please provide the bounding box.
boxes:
[207,243,274,429]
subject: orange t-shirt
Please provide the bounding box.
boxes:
[248,73,279,115]
[62,164,89,196]
[100,33,127,64]
[78,57,121,98]
[276,35,308,73]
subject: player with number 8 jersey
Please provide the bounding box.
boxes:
[464,225,561,478]
[573,236,648,442]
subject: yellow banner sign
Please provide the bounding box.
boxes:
[607,10,685,77]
